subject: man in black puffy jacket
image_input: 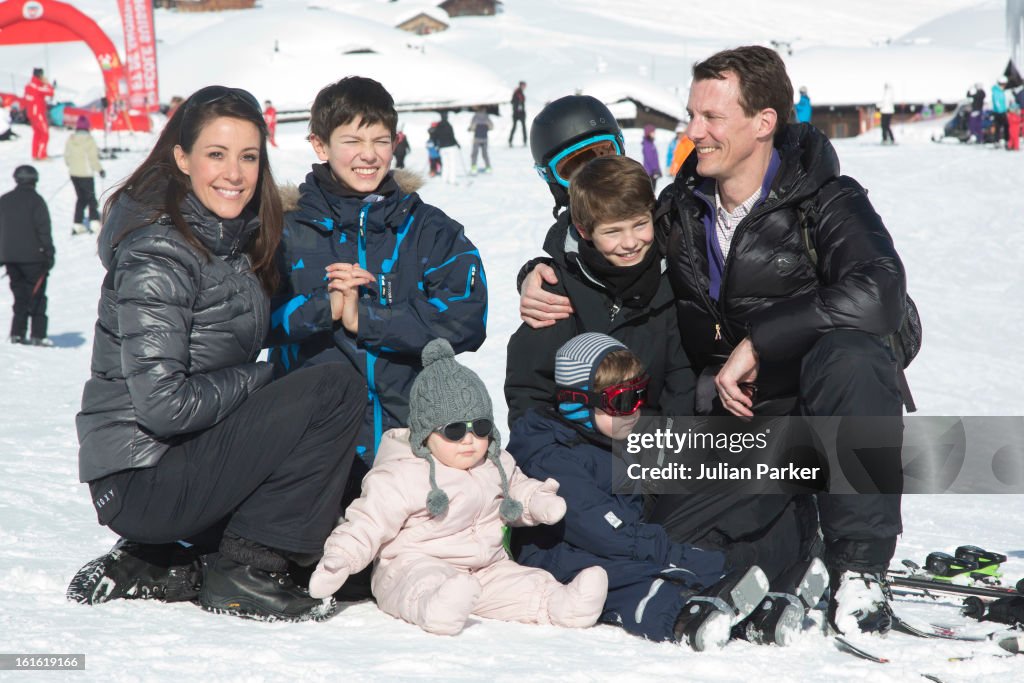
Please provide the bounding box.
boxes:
[519,47,908,637]
[652,46,906,636]
[0,165,54,345]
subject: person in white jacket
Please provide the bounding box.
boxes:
[879,83,896,145]
[0,103,13,141]
[64,115,105,234]
[309,339,609,635]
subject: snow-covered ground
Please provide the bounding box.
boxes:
[1,1,1023,681]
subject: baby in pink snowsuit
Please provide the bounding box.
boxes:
[309,339,608,635]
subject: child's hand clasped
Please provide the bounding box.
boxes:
[326,263,376,334]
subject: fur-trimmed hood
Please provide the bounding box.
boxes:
[280,168,423,212]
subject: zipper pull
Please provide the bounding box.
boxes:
[714,323,722,341]
[609,301,621,321]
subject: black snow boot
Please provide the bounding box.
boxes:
[66,538,202,605]
[673,566,770,651]
[736,557,829,646]
[198,534,335,622]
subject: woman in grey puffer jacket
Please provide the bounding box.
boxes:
[68,86,364,623]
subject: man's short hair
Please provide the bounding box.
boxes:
[309,76,398,142]
[692,45,794,138]
[568,156,655,231]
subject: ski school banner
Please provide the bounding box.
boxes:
[117,0,158,111]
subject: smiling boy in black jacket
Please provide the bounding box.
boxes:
[505,155,694,428]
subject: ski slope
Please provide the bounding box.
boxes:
[1,1,1022,681]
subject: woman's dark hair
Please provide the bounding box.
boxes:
[104,87,283,294]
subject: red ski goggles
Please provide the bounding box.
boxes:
[557,374,649,417]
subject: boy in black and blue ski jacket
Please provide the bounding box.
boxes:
[268,77,487,463]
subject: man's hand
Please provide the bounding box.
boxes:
[326,263,375,334]
[714,337,759,418]
[520,263,572,329]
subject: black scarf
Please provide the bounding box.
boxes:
[577,234,662,309]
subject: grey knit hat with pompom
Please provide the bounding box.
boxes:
[408,338,522,522]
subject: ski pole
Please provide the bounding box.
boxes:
[31,272,46,297]
[46,177,71,203]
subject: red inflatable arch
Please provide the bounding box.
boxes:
[0,0,149,131]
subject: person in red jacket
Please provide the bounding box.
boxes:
[263,100,278,147]
[1006,98,1020,151]
[23,68,55,161]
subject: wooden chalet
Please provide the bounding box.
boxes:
[438,0,501,18]
[156,0,257,11]
[397,12,449,35]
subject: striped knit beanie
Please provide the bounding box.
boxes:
[555,333,626,430]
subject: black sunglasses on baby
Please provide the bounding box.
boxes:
[436,418,494,442]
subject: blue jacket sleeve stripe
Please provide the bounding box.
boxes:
[422,249,480,276]
[271,294,309,336]
[366,348,382,463]
[447,265,477,303]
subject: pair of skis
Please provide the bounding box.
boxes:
[833,545,1022,664]
[888,548,1024,606]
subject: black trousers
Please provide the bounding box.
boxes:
[880,114,894,142]
[90,364,365,554]
[6,262,48,339]
[508,114,527,145]
[71,176,100,223]
[653,330,903,579]
[993,112,1009,142]
[799,330,903,564]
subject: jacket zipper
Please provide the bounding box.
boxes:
[678,193,730,344]
[716,199,778,339]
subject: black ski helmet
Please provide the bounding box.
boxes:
[13,165,39,186]
[530,95,624,168]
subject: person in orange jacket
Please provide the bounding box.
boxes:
[668,125,694,177]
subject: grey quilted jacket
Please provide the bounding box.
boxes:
[76,191,273,482]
